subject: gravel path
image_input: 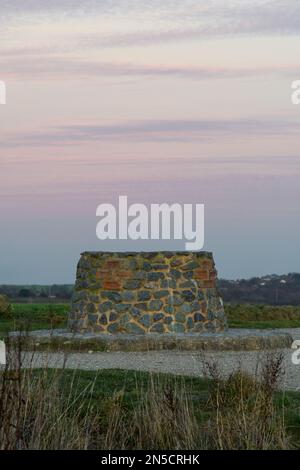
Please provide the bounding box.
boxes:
[20,328,300,391]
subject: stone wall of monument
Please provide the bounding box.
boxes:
[69,251,227,334]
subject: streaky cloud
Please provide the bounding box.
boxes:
[2,117,299,147]
[2,56,300,80]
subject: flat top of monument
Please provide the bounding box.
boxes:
[81,250,213,256]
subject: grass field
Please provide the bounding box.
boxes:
[55,367,300,429]
[0,303,68,334]
[56,367,300,442]
[226,304,300,329]
[1,363,300,449]
[0,302,300,335]
[0,303,300,332]
[1,304,300,449]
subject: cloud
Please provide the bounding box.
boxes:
[1,1,299,81]
[1,1,300,47]
[2,117,299,147]
[78,3,300,49]
[1,1,300,64]
[2,55,299,81]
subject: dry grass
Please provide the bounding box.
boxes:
[97,354,289,450]
[201,353,288,449]
[0,335,98,449]
[0,334,292,450]
[102,378,200,449]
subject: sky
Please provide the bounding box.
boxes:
[0,0,300,283]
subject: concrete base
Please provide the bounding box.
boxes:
[9,328,293,352]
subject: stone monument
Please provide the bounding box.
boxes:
[69,251,227,334]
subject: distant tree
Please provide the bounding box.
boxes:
[39,289,48,298]
[18,288,34,298]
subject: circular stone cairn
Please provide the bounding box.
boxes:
[69,251,227,334]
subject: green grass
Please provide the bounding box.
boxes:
[1,302,300,336]
[229,319,300,329]
[226,304,300,329]
[38,367,300,417]
[55,368,211,412]
[35,368,300,446]
[0,303,69,335]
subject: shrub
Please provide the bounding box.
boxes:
[0,335,98,449]
[202,354,288,449]
[0,295,11,318]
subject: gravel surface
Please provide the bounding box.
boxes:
[19,328,300,391]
